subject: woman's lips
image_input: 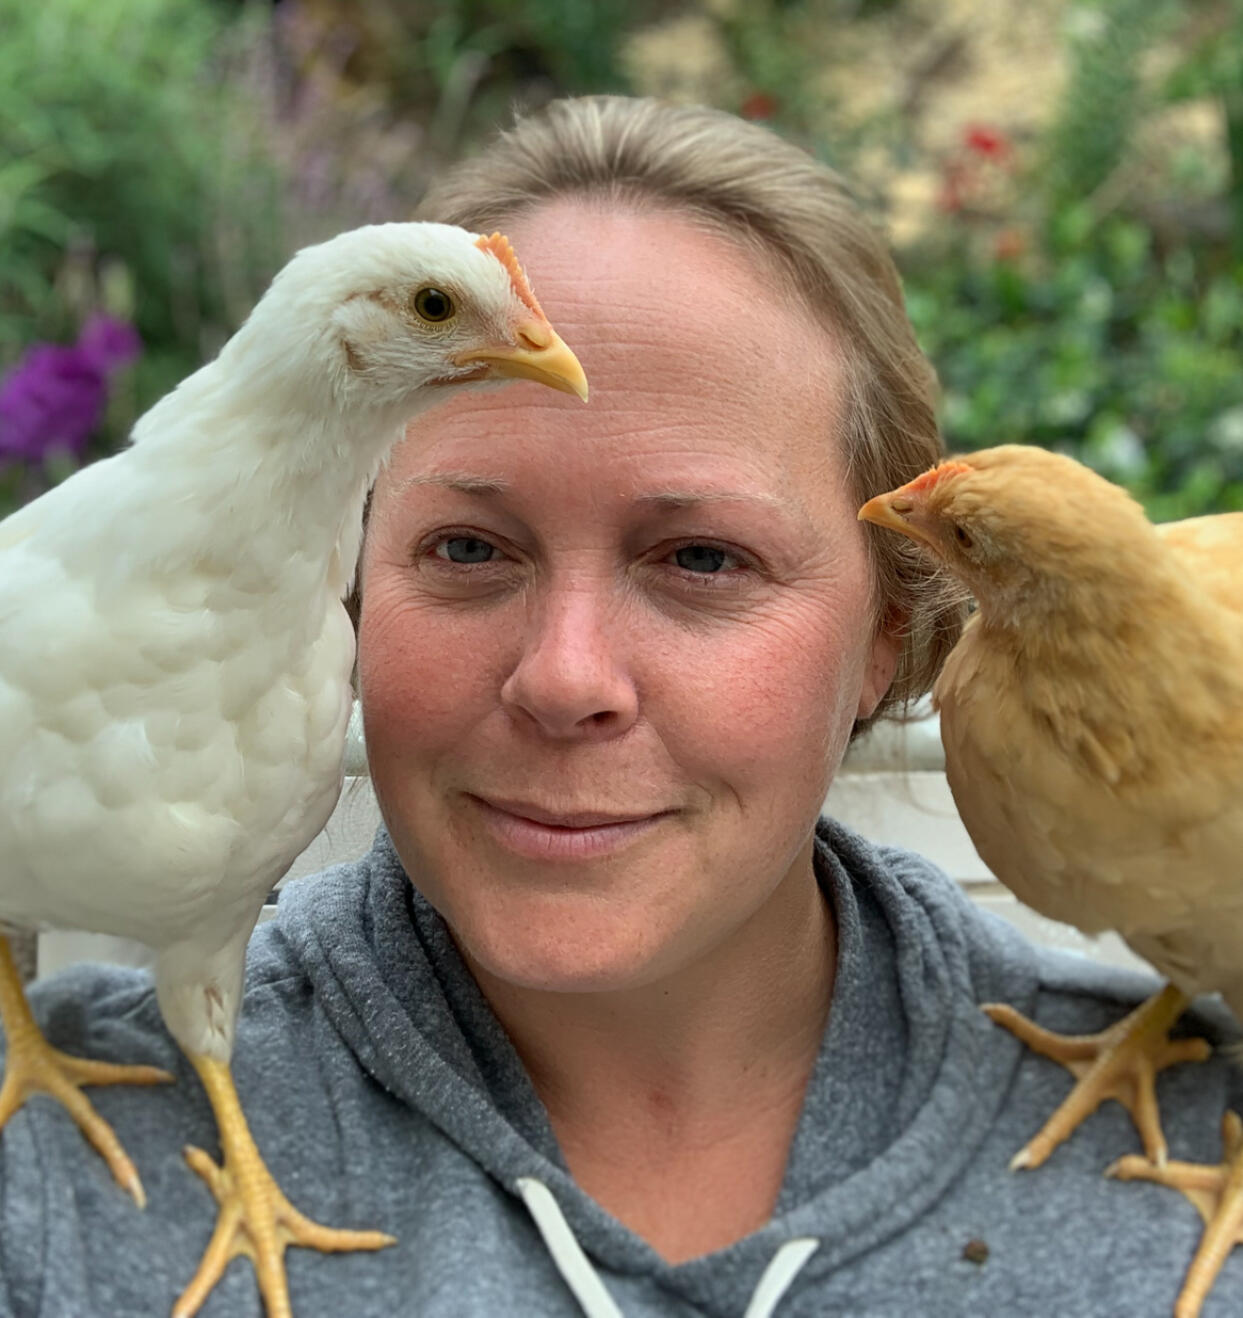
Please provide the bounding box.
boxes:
[468,795,670,861]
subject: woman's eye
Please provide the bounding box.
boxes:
[434,536,497,565]
[673,544,733,574]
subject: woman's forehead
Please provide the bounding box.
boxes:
[385,203,851,498]
[501,200,830,360]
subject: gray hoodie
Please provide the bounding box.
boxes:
[2,818,1241,1317]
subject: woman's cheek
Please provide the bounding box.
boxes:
[745,611,865,772]
[651,614,838,776]
[358,574,507,730]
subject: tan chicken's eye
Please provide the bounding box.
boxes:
[414,287,455,322]
[953,523,974,549]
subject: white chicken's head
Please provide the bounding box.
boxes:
[231,222,588,414]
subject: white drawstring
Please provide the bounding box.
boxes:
[517,1177,820,1318]
[740,1237,820,1318]
[518,1177,626,1318]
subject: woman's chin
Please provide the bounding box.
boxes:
[452,907,684,996]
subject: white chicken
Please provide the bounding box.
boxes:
[0,222,587,1318]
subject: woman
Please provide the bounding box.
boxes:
[3,97,1241,1318]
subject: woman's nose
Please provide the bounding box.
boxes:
[500,579,638,740]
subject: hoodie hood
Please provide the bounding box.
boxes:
[271,816,1045,1315]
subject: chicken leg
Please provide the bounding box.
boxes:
[175,1052,395,1318]
[984,983,1212,1169]
[0,932,172,1206]
[1108,1109,1243,1318]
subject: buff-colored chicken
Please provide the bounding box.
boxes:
[859,444,1243,1318]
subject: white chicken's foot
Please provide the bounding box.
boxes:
[1108,1109,1243,1318]
[174,1051,395,1318]
[0,933,173,1207]
[983,982,1211,1170]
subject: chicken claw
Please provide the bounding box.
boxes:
[175,1053,395,1318]
[1108,1110,1243,1318]
[0,935,172,1207]
[985,983,1211,1170]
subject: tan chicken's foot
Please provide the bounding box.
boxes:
[0,934,172,1207]
[1108,1110,1243,1318]
[174,1052,396,1318]
[983,982,1211,1170]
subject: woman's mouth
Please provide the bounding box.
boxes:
[467,795,671,861]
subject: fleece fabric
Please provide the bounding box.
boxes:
[2,818,1242,1318]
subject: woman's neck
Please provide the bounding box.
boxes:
[464,842,835,1258]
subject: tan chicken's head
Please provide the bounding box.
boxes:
[857,444,1158,617]
[230,222,588,413]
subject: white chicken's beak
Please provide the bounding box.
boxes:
[857,490,937,550]
[455,320,589,401]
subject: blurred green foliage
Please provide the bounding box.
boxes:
[907,212,1243,520]
[900,0,1243,519]
[0,0,284,502]
[2,0,1242,523]
[286,0,667,166]
[1043,0,1183,203]
[401,0,641,99]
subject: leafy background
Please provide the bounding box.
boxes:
[3,0,1241,521]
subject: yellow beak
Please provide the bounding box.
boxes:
[456,320,589,401]
[857,490,934,548]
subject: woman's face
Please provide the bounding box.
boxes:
[359,202,897,992]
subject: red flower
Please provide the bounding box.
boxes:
[963,124,1011,161]
[740,91,779,121]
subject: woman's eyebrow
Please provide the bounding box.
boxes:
[390,477,815,530]
[635,489,822,533]
[392,472,511,498]
[636,489,824,543]
[634,490,787,512]
[393,481,789,509]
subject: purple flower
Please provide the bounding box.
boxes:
[76,313,142,374]
[0,316,141,465]
[0,344,106,463]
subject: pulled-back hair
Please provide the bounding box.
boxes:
[417,95,963,727]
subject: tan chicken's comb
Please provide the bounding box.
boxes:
[475,232,546,321]
[906,460,973,495]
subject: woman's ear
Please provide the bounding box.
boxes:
[855,605,904,722]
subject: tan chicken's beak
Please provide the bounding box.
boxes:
[857,490,935,548]
[456,321,589,401]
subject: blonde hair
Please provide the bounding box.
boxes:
[417,95,963,727]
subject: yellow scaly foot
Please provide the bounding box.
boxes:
[0,933,172,1207]
[984,982,1211,1169]
[174,1052,395,1318]
[1109,1110,1243,1318]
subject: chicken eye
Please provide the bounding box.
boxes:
[436,536,495,564]
[952,523,974,549]
[414,287,455,323]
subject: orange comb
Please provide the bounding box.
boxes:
[905,460,972,495]
[475,232,546,321]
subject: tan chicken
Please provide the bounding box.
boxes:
[859,444,1243,1318]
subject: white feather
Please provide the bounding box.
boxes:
[0,222,536,1060]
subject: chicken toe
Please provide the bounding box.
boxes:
[0,934,172,1207]
[1108,1110,1243,1318]
[985,983,1211,1170]
[175,1052,395,1318]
